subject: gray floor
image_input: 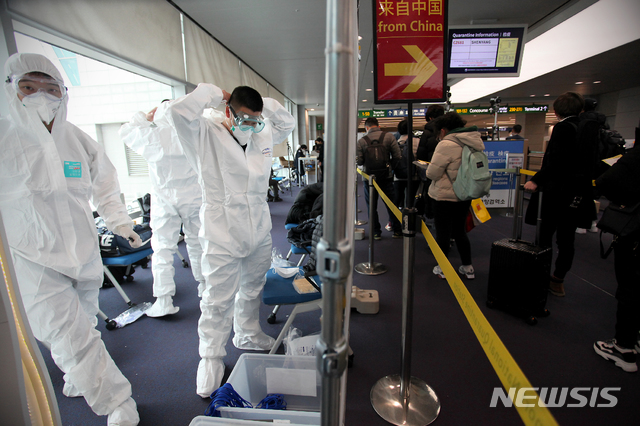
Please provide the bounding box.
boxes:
[42,183,639,425]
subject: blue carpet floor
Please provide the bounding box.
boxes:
[40,181,639,425]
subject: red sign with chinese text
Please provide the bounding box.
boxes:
[373,0,447,103]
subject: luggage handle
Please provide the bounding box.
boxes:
[512,177,543,245]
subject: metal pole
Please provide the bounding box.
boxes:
[370,104,440,426]
[355,175,387,275]
[355,169,366,225]
[317,1,356,424]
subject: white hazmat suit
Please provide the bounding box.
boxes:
[119,103,205,317]
[0,53,139,426]
[166,83,295,397]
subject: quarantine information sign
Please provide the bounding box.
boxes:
[373,0,448,103]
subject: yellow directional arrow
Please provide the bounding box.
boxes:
[384,45,437,93]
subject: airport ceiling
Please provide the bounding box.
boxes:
[170,0,640,116]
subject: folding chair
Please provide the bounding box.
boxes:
[268,223,312,324]
[98,247,153,330]
[262,266,322,354]
[284,223,312,266]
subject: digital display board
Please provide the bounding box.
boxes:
[447,25,526,77]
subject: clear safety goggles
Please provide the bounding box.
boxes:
[9,73,67,99]
[229,104,265,133]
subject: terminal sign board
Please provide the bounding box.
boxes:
[373,0,448,103]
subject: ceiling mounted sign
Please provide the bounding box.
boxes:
[373,0,448,103]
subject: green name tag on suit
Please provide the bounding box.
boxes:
[64,161,82,178]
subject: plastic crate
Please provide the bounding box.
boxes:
[226,354,321,412]
[189,415,316,425]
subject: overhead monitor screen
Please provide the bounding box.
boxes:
[447,26,526,77]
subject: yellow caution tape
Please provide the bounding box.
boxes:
[357,167,558,426]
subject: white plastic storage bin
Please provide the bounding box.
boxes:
[189,415,316,425]
[226,354,321,412]
[218,407,320,424]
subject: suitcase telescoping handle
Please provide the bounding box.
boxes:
[512,179,543,245]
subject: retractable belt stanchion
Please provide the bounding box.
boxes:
[371,102,440,426]
[355,174,387,275]
[355,168,367,225]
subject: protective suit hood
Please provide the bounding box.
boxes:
[4,53,68,129]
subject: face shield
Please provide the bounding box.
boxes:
[228,104,265,133]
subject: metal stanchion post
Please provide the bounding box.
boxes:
[355,170,367,225]
[371,103,440,426]
[355,174,386,275]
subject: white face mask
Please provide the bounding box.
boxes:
[21,91,62,124]
[231,125,252,146]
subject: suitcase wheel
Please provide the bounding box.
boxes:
[525,316,538,326]
[538,309,550,318]
[125,275,134,282]
[486,299,496,309]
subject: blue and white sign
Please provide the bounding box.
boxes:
[482,140,524,208]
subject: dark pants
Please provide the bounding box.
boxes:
[392,179,419,230]
[538,208,579,280]
[433,199,472,265]
[614,236,640,349]
[269,178,279,198]
[363,177,399,235]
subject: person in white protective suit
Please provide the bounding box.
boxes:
[165,83,295,397]
[119,102,205,317]
[0,53,140,426]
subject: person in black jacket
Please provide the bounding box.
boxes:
[294,144,308,184]
[314,137,324,182]
[416,104,445,162]
[524,92,594,297]
[416,104,445,219]
[593,127,640,373]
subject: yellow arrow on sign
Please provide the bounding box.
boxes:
[384,45,437,93]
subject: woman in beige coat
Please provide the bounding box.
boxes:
[426,112,485,280]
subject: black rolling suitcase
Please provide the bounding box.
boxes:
[487,185,551,325]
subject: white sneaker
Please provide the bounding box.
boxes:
[588,221,598,233]
[107,397,139,426]
[458,265,475,280]
[145,296,179,318]
[575,228,587,234]
[385,222,393,232]
[432,265,445,279]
